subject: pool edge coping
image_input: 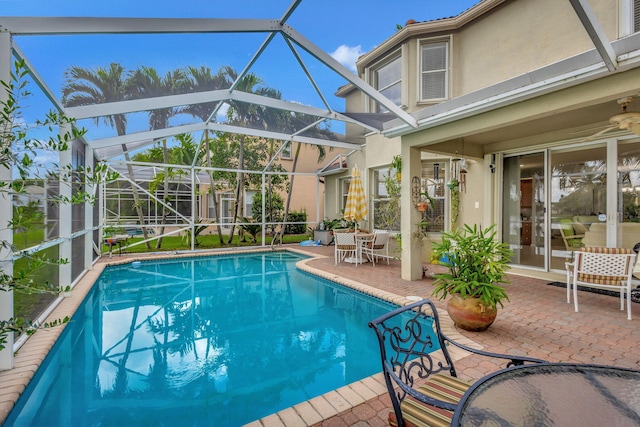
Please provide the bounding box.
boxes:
[0,247,482,426]
[241,252,483,427]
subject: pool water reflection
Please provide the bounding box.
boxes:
[5,252,401,426]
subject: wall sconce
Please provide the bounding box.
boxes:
[490,154,496,174]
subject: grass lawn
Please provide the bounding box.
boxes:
[13,226,46,251]
[13,245,60,321]
[105,233,310,253]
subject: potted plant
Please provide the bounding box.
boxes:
[391,155,402,182]
[431,223,512,331]
[416,190,434,212]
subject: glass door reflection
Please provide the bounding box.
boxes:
[550,144,606,270]
[502,153,545,269]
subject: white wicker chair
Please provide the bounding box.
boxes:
[565,247,636,320]
[363,231,391,265]
[334,232,356,265]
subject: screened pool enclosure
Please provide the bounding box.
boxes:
[0,1,419,369]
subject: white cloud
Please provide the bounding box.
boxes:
[330,45,364,74]
[216,102,229,121]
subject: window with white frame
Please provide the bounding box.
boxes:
[419,40,448,101]
[245,190,256,217]
[220,192,235,225]
[339,178,351,213]
[420,161,446,232]
[372,167,401,232]
[281,142,292,160]
[620,0,640,36]
[371,52,402,113]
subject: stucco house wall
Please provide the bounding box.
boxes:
[328,0,640,281]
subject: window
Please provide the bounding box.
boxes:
[340,178,351,212]
[420,40,448,101]
[372,167,401,231]
[421,161,445,233]
[245,190,256,217]
[220,192,235,225]
[621,0,640,36]
[372,53,402,113]
[281,142,292,160]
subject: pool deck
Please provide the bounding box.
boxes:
[1,244,639,426]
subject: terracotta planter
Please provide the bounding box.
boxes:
[446,293,497,332]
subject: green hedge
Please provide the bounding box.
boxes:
[285,211,307,234]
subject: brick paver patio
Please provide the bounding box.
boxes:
[1,244,638,426]
[291,244,640,427]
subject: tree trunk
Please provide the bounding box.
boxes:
[227,135,245,244]
[204,131,225,245]
[155,139,169,249]
[123,146,151,250]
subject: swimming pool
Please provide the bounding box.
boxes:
[4,251,403,426]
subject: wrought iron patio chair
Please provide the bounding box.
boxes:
[369,299,546,427]
[565,247,636,320]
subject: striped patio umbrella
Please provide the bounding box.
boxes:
[344,166,368,225]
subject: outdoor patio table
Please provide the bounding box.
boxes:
[451,363,640,427]
[355,233,375,265]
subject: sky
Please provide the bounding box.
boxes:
[1,0,480,148]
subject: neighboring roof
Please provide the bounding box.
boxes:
[107,163,212,184]
[317,153,349,176]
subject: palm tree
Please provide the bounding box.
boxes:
[128,66,188,248]
[181,66,232,245]
[223,66,282,244]
[61,63,152,249]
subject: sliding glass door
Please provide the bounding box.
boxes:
[549,144,607,270]
[502,153,545,269]
[503,139,640,272]
[618,141,640,248]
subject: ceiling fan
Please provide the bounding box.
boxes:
[585,97,640,140]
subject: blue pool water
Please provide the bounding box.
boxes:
[4,252,405,426]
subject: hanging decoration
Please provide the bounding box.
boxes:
[411,176,421,206]
[459,158,468,193]
[449,158,461,228]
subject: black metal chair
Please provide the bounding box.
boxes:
[368,299,546,427]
